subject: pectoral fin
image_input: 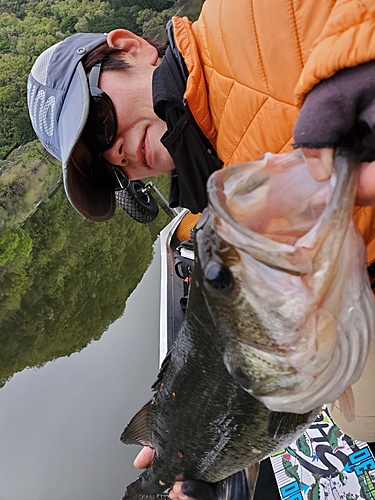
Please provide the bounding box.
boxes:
[332,386,355,422]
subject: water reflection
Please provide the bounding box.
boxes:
[0,237,162,500]
[0,187,169,386]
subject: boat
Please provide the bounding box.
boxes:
[159,208,191,364]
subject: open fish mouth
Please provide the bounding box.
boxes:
[205,149,375,415]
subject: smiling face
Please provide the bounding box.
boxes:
[98,29,175,180]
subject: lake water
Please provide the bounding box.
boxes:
[0,190,170,500]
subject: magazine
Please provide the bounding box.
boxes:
[270,407,375,500]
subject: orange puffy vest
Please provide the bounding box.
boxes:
[173,0,375,266]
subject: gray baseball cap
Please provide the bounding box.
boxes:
[27,33,117,222]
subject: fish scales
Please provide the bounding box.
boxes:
[122,149,374,499]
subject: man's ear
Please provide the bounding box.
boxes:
[106,29,158,64]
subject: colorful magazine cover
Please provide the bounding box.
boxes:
[270,407,375,500]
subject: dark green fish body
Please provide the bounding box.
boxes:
[122,149,374,499]
[122,272,317,495]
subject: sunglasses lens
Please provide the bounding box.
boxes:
[81,95,117,153]
[92,96,116,147]
[81,61,117,154]
[91,158,128,192]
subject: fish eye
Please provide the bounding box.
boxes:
[203,260,232,291]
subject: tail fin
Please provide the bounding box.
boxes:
[122,478,169,500]
[215,464,260,500]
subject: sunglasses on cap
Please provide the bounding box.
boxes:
[81,61,117,154]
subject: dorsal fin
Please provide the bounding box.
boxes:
[121,401,153,445]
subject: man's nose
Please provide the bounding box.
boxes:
[103,137,128,166]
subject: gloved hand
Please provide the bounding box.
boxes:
[293,60,375,204]
[179,480,217,500]
[171,468,257,500]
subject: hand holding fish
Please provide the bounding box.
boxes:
[294,60,375,207]
[133,446,154,470]
[300,147,375,206]
[133,447,185,500]
[134,447,215,500]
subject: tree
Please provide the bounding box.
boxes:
[108,0,174,11]
[85,5,142,35]
[0,228,32,266]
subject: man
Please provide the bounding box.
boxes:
[27,0,375,498]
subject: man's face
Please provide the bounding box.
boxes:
[99,58,175,180]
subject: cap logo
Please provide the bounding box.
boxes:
[27,81,56,137]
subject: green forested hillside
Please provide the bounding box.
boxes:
[0,0,204,159]
[0,186,170,386]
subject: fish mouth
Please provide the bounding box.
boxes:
[206,150,340,276]
[205,150,374,414]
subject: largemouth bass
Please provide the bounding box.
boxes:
[121,149,374,499]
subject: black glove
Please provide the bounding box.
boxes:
[180,468,252,500]
[293,60,375,160]
[181,480,217,500]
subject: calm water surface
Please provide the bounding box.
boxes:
[0,191,168,500]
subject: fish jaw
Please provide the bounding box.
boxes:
[203,149,375,414]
